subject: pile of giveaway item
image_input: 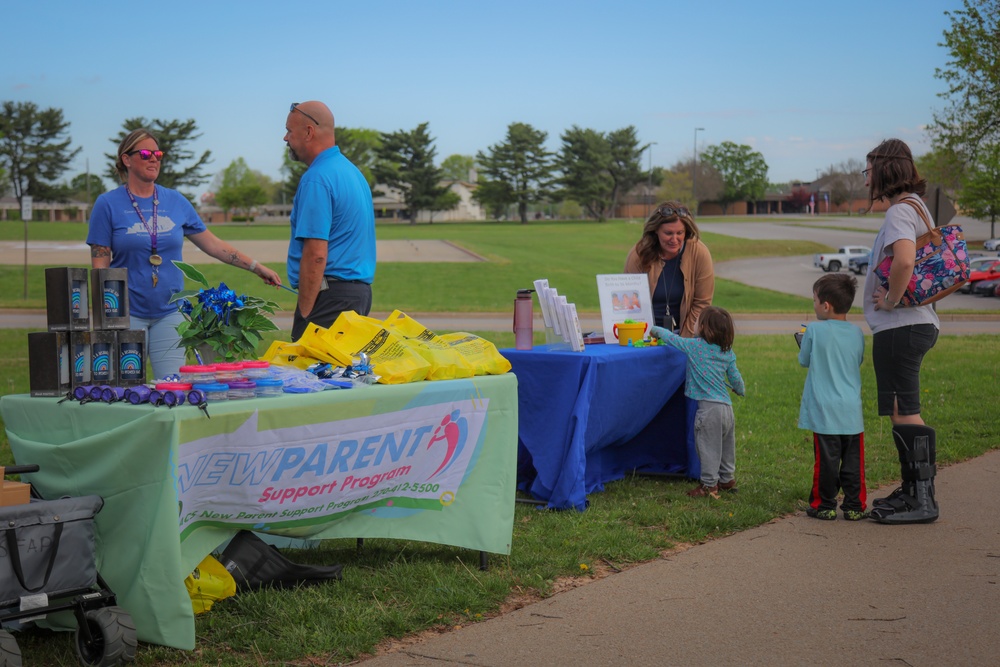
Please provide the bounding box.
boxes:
[28,266,146,397]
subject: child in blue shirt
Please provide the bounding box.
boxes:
[651,306,745,498]
[798,273,866,520]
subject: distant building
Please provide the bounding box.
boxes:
[197,180,484,224]
[0,196,89,222]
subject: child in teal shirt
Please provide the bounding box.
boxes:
[798,273,866,520]
[651,306,745,498]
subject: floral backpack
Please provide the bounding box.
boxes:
[874,196,970,306]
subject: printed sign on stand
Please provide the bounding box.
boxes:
[596,274,654,344]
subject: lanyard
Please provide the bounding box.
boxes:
[125,185,162,285]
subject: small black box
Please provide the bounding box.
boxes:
[45,267,90,332]
[90,268,130,330]
[89,330,118,385]
[28,331,71,397]
[116,329,147,386]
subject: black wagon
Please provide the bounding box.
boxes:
[0,465,136,667]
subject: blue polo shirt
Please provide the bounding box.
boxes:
[287,146,376,288]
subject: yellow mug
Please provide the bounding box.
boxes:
[613,321,647,346]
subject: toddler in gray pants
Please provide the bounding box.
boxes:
[651,306,745,498]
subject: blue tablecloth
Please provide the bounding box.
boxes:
[503,343,697,510]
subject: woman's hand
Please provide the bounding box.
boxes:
[872,285,896,311]
[253,262,282,287]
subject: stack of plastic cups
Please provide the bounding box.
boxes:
[226,380,256,400]
[241,360,271,380]
[214,362,246,383]
[179,364,217,385]
[254,377,284,398]
[192,382,229,402]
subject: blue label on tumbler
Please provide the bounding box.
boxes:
[72,280,85,319]
[104,280,124,317]
[119,342,144,382]
[73,342,90,384]
[92,342,111,383]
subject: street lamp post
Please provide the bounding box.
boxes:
[646,142,657,219]
[693,127,705,213]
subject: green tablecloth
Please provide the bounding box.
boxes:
[0,374,518,649]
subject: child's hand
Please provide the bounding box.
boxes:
[649,326,670,340]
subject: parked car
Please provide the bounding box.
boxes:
[963,259,1000,294]
[972,275,1000,297]
[984,238,1000,251]
[849,253,871,275]
[814,246,871,272]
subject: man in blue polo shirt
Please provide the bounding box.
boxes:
[284,100,376,340]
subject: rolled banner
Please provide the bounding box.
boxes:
[101,386,127,403]
[73,385,95,401]
[126,384,152,405]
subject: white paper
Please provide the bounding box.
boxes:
[555,295,573,344]
[533,279,553,327]
[547,287,563,336]
[567,303,585,352]
[596,274,655,343]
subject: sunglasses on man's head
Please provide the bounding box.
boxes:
[654,205,690,219]
[290,102,320,126]
[126,149,164,161]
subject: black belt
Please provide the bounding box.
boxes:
[320,276,367,290]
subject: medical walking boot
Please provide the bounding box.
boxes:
[872,427,917,510]
[870,425,938,524]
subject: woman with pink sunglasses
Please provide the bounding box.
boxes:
[87,128,281,379]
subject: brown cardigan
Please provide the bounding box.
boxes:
[624,238,715,338]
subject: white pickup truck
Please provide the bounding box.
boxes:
[813,246,871,272]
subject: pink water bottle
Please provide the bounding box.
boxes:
[513,289,534,350]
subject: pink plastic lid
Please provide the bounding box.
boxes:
[214,362,244,371]
[179,364,217,373]
[241,360,270,369]
[156,382,193,391]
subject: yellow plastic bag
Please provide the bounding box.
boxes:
[382,310,475,381]
[260,340,320,370]
[437,331,512,375]
[306,311,431,384]
[185,554,237,614]
[294,323,353,366]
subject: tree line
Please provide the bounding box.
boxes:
[0,101,772,225]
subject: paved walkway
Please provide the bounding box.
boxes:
[362,449,1000,666]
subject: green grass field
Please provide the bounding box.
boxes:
[1,218,998,665]
[0,218,822,312]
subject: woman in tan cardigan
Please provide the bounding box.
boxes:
[624,201,715,338]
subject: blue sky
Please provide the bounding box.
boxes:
[3,0,962,196]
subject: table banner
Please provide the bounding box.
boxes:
[177,399,488,535]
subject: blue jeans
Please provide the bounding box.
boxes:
[130,310,186,380]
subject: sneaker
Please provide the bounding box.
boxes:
[687,484,720,499]
[718,479,738,493]
[842,509,868,521]
[806,507,837,521]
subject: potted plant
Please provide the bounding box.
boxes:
[168,261,280,363]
